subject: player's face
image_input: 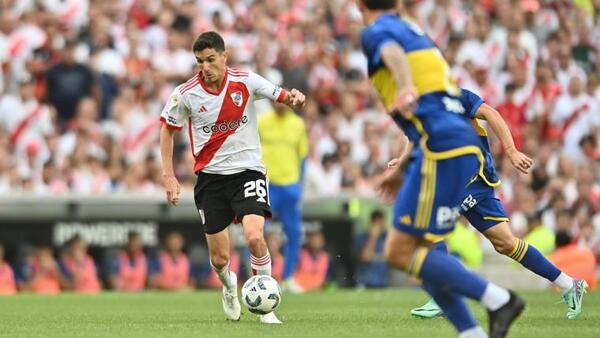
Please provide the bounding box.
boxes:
[195,48,227,85]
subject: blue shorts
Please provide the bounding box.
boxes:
[393,153,480,241]
[460,177,509,233]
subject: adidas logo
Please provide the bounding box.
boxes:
[199,106,207,113]
[399,215,412,225]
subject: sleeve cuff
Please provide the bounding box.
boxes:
[160,117,183,131]
[276,88,287,103]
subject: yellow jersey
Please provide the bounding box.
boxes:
[258,110,308,185]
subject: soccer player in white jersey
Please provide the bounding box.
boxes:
[159,31,305,324]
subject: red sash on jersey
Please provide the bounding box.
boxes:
[9,104,44,145]
[63,256,101,294]
[548,103,589,139]
[158,251,190,290]
[0,263,17,295]
[117,251,147,291]
[125,119,160,152]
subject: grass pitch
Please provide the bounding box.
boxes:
[0,289,598,338]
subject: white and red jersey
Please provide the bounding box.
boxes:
[160,68,286,175]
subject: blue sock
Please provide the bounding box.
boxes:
[509,239,561,282]
[423,281,478,333]
[409,247,487,300]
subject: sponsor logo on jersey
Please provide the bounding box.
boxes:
[272,86,282,97]
[231,91,244,107]
[202,115,249,134]
[167,116,178,125]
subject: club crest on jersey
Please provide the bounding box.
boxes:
[230,91,244,107]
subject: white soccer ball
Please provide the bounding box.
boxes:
[241,275,282,314]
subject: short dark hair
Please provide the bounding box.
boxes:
[193,31,225,53]
[370,209,385,222]
[555,230,572,248]
[361,0,396,10]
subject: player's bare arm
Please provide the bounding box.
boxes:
[386,133,410,169]
[380,43,418,116]
[159,124,180,206]
[475,103,534,174]
[377,139,412,203]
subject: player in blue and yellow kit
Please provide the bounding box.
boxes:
[409,89,588,320]
[258,103,308,292]
[358,1,524,337]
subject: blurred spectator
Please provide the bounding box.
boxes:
[497,83,527,150]
[20,245,61,294]
[549,231,597,289]
[149,231,191,291]
[108,231,148,292]
[46,39,97,128]
[259,102,307,286]
[550,75,600,162]
[446,219,483,268]
[0,76,54,178]
[293,228,330,292]
[60,235,101,294]
[356,210,389,288]
[0,245,16,295]
[524,213,556,256]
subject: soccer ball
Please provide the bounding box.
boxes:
[241,275,282,314]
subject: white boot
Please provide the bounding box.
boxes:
[222,272,241,321]
[259,312,282,324]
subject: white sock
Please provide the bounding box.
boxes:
[459,326,488,338]
[481,283,510,311]
[250,251,271,276]
[211,260,232,289]
[553,272,574,291]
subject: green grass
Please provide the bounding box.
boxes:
[0,290,598,338]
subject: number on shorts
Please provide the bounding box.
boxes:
[244,179,268,203]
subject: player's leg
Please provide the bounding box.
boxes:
[206,228,233,286]
[483,222,587,319]
[422,280,487,338]
[195,172,241,321]
[241,215,282,324]
[465,184,587,320]
[277,183,303,291]
[393,155,524,337]
[241,214,271,276]
[233,170,281,324]
[206,228,241,321]
[410,241,446,318]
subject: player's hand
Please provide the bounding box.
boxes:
[287,88,306,109]
[163,175,181,206]
[387,158,400,169]
[393,87,419,117]
[375,167,403,204]
[507,149,534,175]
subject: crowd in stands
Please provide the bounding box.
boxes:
[0,228,330,294]
[0,0,599,285]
